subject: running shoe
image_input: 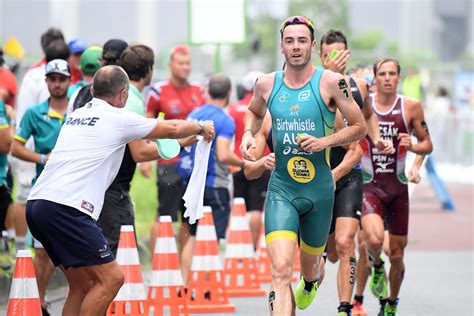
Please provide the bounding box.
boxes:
[384,300,398,316]
[370,259,387,298]
[295,276,318,310]
[338,312,352,316]
[351,300,368,316]
[377,298,388,316]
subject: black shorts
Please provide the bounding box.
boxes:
[182,187,231,240]
[26,199,114,269]
[157,163,185,221]
[0,185,12,231]
[233,169,270,212]
[329,169,363,234]
[96,186,135,257]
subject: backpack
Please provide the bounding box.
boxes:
[72,84,93,111]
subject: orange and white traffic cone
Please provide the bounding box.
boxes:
[256,220,272,283]
[107,225,148,316]
[187,206,235,313]
[147,215,188,316]
[6,250,42,316]
[224,198,265,297]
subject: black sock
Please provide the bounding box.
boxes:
[374,259,384,269]
[388,298,399,306]
[303,278,317,292]
[354,295,364,304]
[337,301,353,313]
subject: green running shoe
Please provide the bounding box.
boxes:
[295,276,318,310]
[384,299,398,316]
[370,259,387,299]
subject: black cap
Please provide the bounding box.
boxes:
[102,39,128,65]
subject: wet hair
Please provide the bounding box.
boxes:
[40,27,65,53]
[45,40,71,62]
[208,74,231,100]
[319,29,348,51]
[373,57,401,76]
[120,44,155,81]
[92,66,129,98]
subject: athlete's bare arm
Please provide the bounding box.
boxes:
[298,71,366,152]
[399,98,433,155]
[244,113,274,180]
[240,73,274,160]
[354,77,393,154]
[145,119,215,142]
[331,111,362,181]
[407,154,426,183]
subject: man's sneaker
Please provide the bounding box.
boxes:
[337,302,353,315]
[384,299,398,316]
[377,298,388,316]
[295,276,318,310]
[370,259,387,298]
[351,300,368,316]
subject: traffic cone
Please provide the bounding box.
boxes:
[187,206,235,313]
[256,220,272,283]
[147,216,188,316]
[6,250,42,316]
[107,225,148,315]
[224,198,265,297]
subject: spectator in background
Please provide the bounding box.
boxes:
[67,38,87,84]
[11,34,70,263]
[0,49,18,107]
[12,58,71,316]
[228,71,269,249]
[178,73,246,288]
[145,45,205,254]
[101,39,128,66]
[67,45,103,111]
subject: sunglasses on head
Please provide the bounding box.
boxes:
[46,59,69,73]
[280,16,315,35]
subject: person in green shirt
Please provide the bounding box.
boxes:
[11,58,70,314]
[67,45,102,99]
[0,99,14,270]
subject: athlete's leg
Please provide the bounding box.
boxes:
[267,238,296,315]
[361,191,385,265]
[79,261,124,315]
[248,210,262,248]
[354,230,371,300]
[33,247,55,308]
[13,202,27,250]
[334,217,359,304]
[61,265,93,315]
[326,232,337,263]
[387,234,407,301]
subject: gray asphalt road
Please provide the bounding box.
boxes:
[2,182,473,315]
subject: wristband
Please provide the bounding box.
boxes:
[40,154,46,165]
[198,122,204,136]
[9,120,16,127]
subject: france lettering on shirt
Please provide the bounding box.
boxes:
[65,116,100,126]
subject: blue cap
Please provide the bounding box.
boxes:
[68,39,87,54]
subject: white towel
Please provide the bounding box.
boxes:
[183,137,212,224]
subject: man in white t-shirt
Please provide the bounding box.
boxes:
[25,65,215,315]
